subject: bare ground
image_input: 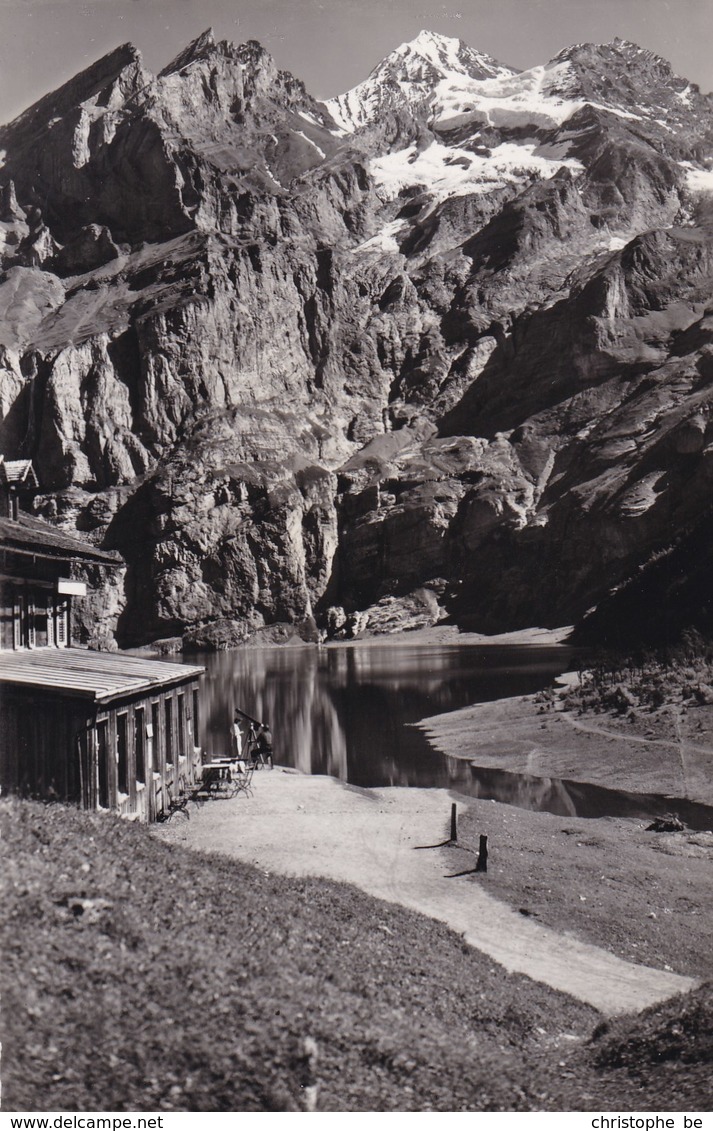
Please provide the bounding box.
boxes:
[415,693,713,979]
[418,694,713,805]
[155,770,700,1013]
[330,625,574,648]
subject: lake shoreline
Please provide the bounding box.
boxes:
[417,692,713,806]
[138,622,575,656]
[160,635,712,989]
[324,624,575,648]
[410,690,713,979]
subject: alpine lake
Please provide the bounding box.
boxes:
[173,640,713,830]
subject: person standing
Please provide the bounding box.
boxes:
[231,712,246,759]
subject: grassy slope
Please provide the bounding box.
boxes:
[1,799,709,1112]
[454,800,713,979]
[588,985,713,1112]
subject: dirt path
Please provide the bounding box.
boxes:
[560,709,713,803]
[157,770,697,1016]
[561,710,713,758]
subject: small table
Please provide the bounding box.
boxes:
[201,760,241,796]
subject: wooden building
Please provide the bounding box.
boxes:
[0,458,204,821]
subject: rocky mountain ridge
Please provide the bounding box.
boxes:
[1,29,713,647]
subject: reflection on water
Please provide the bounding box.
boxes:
[181,641,713,829]
[194,642,570,782]
[465,766,713,832]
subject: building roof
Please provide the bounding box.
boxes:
[0,513,123,566]
[0,649,204,704]
[0,458,39,488]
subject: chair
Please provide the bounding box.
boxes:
[231,759,255,798]
[179,775,206,808]
[157,781,192,821]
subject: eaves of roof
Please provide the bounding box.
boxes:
[0,515,123,567]
[0,649,204,704]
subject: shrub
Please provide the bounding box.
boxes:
[564,629,713,714]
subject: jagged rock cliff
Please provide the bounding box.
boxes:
[1,28,713,646]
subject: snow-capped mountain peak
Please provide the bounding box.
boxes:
[328,29,713,233]
[386,29,513,83]
[325,29,515,132]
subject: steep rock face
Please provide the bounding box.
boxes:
[572,508,713,647]
[341,226,713,631]
[447,233,713,628]
[102,407,338,645]
[1,30,713,644]
[71,561,127,650]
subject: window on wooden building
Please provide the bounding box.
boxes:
[26,596,36,649]
[151,701,160,771]
[177,693,185,756]
[76,729,89,807]
[193,688,200,747]
[11,588,68,649]
[164,698,174,767]
[55,599,68,647]
[12,589,22,649]
[117,713,128,796]
[135,709,146,785]
[97,721,110,809]
[46,594,55,647]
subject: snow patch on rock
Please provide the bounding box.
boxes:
[353,220,406,254]
[370,138,584,202]
[682,164,713,193]
[296,131,326,159]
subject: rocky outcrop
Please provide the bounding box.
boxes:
[101,406,338,645]
[1,30,713,645]
[53,226,120,277]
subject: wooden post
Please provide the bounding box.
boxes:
[475,834,488,873]
[450,802,457,842]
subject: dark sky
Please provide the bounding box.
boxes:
[1,0,712,125]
